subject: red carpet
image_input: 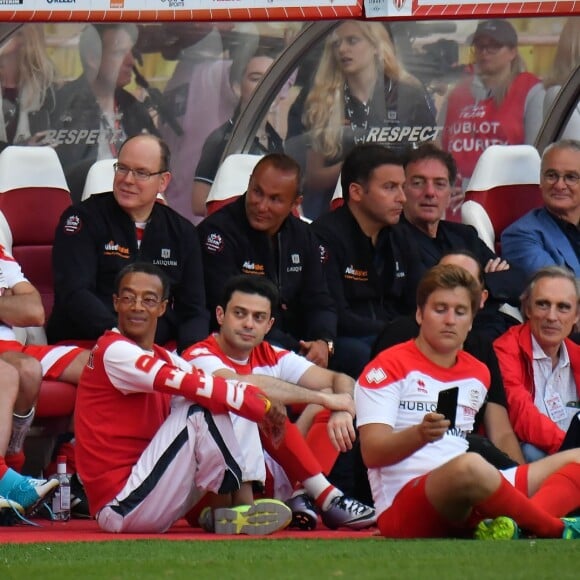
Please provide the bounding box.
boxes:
[0,518,378,544]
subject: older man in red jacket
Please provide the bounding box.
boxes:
[494,266,580,461]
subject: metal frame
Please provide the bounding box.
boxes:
[223,20,338,159]
[535,65,580,154]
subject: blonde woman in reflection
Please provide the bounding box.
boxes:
[0,24,56,148]
[299,21,435,218]
[542,17,580,139]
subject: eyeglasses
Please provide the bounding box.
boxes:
[114,163,166,182]
[117,294,163,309]
[542,170,580,186]
[472,43,503,55]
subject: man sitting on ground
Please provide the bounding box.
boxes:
[372,250,525,468]
[75,262,292,535]
[356,263,580,539]
[182,274,376,530]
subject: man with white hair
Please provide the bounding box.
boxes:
[502,139,580,277]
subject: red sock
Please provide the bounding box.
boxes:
[261,419,323,484]
[314,485,335,509]
[0,457,7,479]
[305,409,340,475]
[531,463,580,516]
[5,451,25,473]
[475,476,563,538]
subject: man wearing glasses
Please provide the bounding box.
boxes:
[501,139,580,277]
[49,134,209,353]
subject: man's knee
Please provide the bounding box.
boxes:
[445,452,494,489]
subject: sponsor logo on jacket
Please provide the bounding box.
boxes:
[344,265,368,282]
[242,261,265,275]
[103,240,130,259]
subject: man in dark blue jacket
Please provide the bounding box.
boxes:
[49,134,208,353]
[312,144,417,377]
[197,153,336,369]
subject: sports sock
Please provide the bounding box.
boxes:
[261,419,323,484]
[305,409,340,475]
[475,475,564,538]
[7,408,35,454]
[531,463,580,516]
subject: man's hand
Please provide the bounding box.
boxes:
[327,411,356,452]
[299,339,329,368]
[320,392,355,417]
[258,399,287,448]
[484,257,510,273]
[418,412,450,444]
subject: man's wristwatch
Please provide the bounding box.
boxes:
[323,339,335,357]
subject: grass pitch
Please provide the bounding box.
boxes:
[0,538,577,579]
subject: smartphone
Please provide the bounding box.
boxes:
[436,387,458,429]
[567,401,580,408]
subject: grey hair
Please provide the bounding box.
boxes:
[541,139,580,170]
[520,265,580,319]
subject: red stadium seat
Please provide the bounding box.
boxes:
[330,175,344,210]
[462,145,543,254]
[0,146,74,425]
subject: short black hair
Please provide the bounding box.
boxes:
[114,262,170,300]
[220,275,279,312]
[404,143,457,185]
[341,144,404,202]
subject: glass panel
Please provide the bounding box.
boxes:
[0,18,576,222]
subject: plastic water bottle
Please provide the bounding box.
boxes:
[51,455,71,521]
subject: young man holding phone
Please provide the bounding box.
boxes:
[356,264,580,539]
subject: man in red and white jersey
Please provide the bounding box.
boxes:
[182,274,376,531]
[356,263,580,540]
[0,243,88,518]
[75,262,291,534]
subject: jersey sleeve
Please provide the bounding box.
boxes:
[102,340,271,423]
[275,348,314,385]
[0,245,27,288]
[355,358,401,428]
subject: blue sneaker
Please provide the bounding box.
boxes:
[320,495,376,530]
[0,469,59,514]
[474,517,520,540]
[562,517,580,539]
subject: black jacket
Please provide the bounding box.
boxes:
[312,205,417,337]
[197,195,337,351]
[48,192,209,352]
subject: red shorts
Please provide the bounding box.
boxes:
[0,340,84,381]
[377,464,530,539]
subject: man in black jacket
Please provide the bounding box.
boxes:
[311,144,417,378]
[51,23,158,201]
[48,134,208,353]
[197,153,336,369]
[400,143,522,341]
